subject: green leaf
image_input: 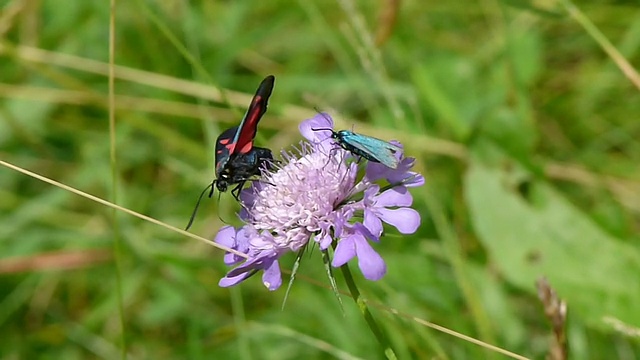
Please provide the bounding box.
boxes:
[465,156,640,328]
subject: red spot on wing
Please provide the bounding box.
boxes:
[238,142,253,154]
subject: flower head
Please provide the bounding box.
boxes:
[214,113,424,290]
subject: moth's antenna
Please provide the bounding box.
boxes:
[185,181,215,230]
[208,182,215,198]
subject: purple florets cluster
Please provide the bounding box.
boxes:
[214,113,424,290]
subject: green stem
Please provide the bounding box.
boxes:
[339,264,397,360]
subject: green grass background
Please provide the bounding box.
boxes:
[1,0,639,359]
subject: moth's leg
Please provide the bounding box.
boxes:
[231,181,246,201]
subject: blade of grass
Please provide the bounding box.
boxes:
[108,0,127,357]
[560,0,640,91]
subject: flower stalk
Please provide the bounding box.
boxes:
[340,260,398,360]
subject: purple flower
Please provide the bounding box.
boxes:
[214,113,424,290]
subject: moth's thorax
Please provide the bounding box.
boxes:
[335,130,353,138]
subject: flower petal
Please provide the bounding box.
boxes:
[388,140,404,149]
[353,222,379,242]
[219,271,255,288]
[226,250,275,277]
[374,186,413,207]
[332,235,356,267]
[384,157,423,185]
[354,236,386,280]
[239,187,256,206]
[299,113,334,143]
[238,207,250,222]
[316,229,333,250]
[364,209,383,238]
[262,259,282,291]
[225,259,259,278]
[401,172,425,187]
[363,184,380,200]
[365,161,391,182]
[214,226,250,265]
[234,228,251,253]
[214,226,237,248]
[378,207,421,234]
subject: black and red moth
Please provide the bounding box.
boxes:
[214,75,275,196]
[186,75,275,230]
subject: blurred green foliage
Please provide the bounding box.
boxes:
[1,0,639,359]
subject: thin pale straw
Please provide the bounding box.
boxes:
[0,159,248,258]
